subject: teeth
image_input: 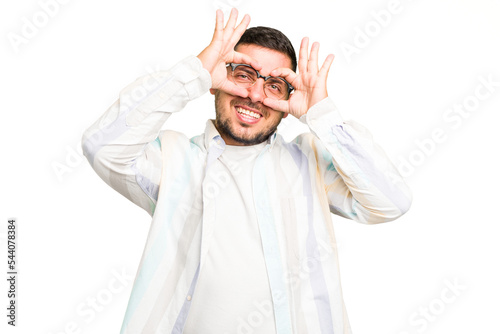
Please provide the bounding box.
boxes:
[236,107,261,119]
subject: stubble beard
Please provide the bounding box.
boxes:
[214,91,282,146]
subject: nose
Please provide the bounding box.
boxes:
[247,78,266,104]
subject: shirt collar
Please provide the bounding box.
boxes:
[204,119,225,149]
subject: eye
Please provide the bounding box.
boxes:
[233,67,256,83]
[265,80,284,93]
[236,73,249,80]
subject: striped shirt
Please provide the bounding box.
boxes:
[82,56,412,334]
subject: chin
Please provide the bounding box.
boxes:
[214,90,282,146]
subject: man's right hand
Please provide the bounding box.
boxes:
[197,8,261,98]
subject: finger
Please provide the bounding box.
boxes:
[225,8,239,32]
[270,67,298,85]
[263,98,289,113]
[298,37,309,74]
[212,9,224,42]
[220,81,249,99]
[319,54,335,77]
[229,14,250,47]
[232,52,262,71]
[308,41,320,73]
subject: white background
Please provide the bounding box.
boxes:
[1,0,499,333]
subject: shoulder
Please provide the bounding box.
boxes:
[274,132,334,169]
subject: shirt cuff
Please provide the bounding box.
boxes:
[300,97,344,132]
[169,55,212,100]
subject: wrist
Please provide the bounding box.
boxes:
[300,97,341,125]
[307,90,329,111]
[196,50,212,74]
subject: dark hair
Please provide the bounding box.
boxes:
[235,26,297,72]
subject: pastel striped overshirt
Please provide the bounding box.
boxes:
[82,56,412,334]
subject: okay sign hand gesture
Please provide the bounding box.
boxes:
[197,9,262,98]
[263,38,335,119]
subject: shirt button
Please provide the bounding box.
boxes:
[186,295,192,301]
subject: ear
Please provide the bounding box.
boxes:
[209,88,216,95]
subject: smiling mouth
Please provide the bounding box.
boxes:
[236,106,262,120]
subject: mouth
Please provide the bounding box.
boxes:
[234,105,263,124]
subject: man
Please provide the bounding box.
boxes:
[82,8,411,334]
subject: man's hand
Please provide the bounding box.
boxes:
[263,37,335,119]
[197,9,261,98]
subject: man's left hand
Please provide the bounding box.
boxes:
[263,37,334,119]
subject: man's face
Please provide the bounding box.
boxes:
[213,44,292,146]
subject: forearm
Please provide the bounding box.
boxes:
[302,98,412,224]
[82,56,211,215]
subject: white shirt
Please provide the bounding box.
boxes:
[184,141,277,333]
